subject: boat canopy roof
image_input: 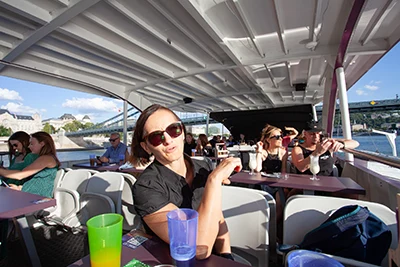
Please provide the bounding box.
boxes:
[0,0,399,114]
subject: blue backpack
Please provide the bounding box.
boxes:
[298,205,392,265]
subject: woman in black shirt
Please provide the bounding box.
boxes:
[184,132,197,156]
[132,104,241,260]
[255,124,298,173]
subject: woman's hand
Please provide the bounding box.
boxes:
[9,184,22,191]
[285,126,299,140]
[209,157,242,185]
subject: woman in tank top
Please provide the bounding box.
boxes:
[255,124,298,173]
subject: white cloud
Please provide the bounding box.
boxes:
[374,81,381,84]
[364,85,379,90]
[0,88,23,101]
[356,89,367,96]
[1,102,41,114]
[62,97,120,113]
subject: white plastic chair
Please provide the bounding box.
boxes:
[119,173,142,231]
[46,169,92,227]
[221,186,274,267]
[52,168,65,195]
[79,172,124,225]
[191,156,215,170]
[283,195,397,267]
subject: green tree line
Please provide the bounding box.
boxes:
[332,111,399,130]
[42,121,94,134]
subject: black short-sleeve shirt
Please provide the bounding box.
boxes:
[133,156,212,218]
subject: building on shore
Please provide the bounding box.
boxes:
[0,109,42,133]
[42,113,92,130]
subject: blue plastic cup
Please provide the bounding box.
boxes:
[167,209,198,262]
[287,250,344,267]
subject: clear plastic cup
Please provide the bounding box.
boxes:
[87,213,123,267]
[287,250,344,267]
[167,209,198,262]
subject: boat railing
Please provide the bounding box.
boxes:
[344,148,400,169]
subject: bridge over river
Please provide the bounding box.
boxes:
[66,99,400,137]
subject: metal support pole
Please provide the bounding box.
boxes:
[311,105,318,122]
[123,100,128,144]
[336,67,353,161]
[205,113,210,136]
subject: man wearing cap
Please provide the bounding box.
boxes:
[292,121,359,176]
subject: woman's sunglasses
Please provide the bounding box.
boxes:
[270,135,283,140]
[143,122,183,147]
[11,143,18,148]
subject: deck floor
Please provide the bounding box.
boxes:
[0,223,86,267]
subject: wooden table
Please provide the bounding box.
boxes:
[230,171,366,200]
[0,187,56,267]
[73,162,145,175]
[68,231,247,267]
[72,162,103,170]
[230,171,365,194]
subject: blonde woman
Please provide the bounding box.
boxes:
[255,124,298,173]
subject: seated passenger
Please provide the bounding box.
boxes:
[238,133,246,145]
[195,134,213,157]
[226,135,236,147]
[255,124,298,173]
[3,131,38,185]
[183,132,197,156]
[0,132,60,198]
[292,121,359,176]
[132,104,241,260]
[98,132,128,164]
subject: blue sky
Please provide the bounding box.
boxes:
[347,42,399,102]
[0,43,398,123]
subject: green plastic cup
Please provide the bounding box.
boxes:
[87,213,123,267]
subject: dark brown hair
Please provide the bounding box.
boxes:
[31,131,60,167]
[185,132,196,145]
[8,131,31,162]
[131,104,181,159]
[197,134,209,147]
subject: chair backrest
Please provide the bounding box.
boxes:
[221,186,273,267]
[332,164,339,177]
[283,195,397,267]
[79,192,116,225]
[119,173,141,230]
[85,172,124,214]
[191,156,215,170]
[74,168,99,175]
[52,169,65,195]
[47,169,92,227]
[60,169,92,195]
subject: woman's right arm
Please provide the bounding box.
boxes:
[143,157,242,260]
[0,155,55,180]
[255,141,266,172]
